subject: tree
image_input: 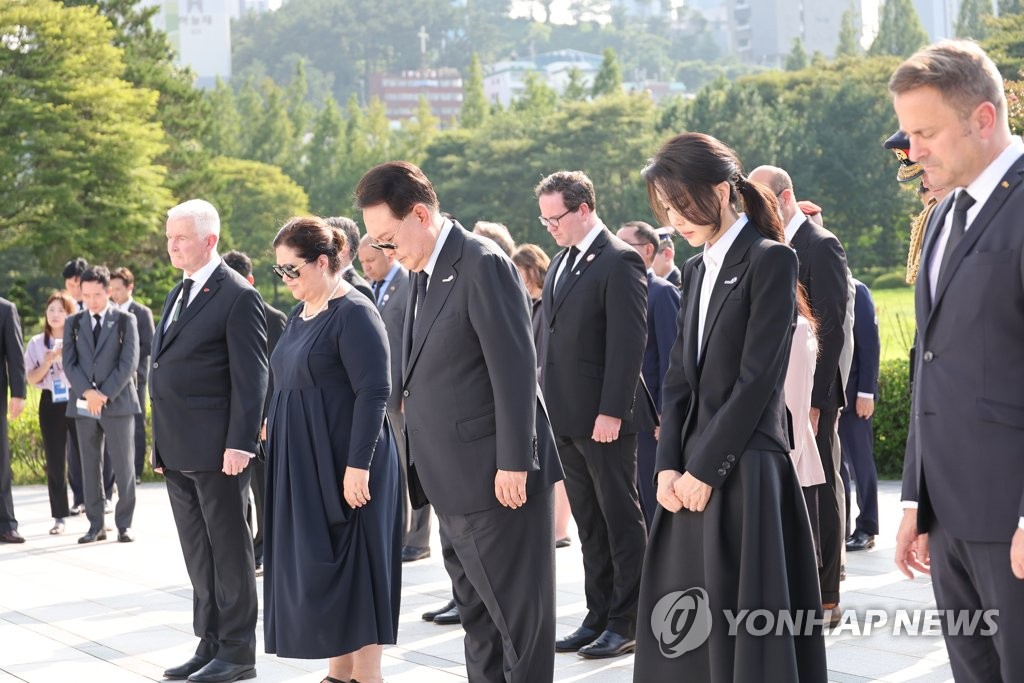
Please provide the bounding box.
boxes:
[0,0,172,271]
[869,0,929,57]
[956,0,993,39]
[785,37,808,71]
[836,1,861,59]
[982,12,1024,80]
[302,97,347,216]
[398,96,440,163]
[513,72,558,117]
[592,47,623,97]
[203,78,243,158]
[999,0,1023,13]
[563,67,589,101]
[247,79,296,170]
[461,54,489,128]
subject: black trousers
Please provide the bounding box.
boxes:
[132,374,148,477]
[165,468,257,665]
[0,397,15,533]
[838,407,879,536]
[38,390,71,519]
[557,433,646,638]
[810,408,841,603]
[438,485,555,683]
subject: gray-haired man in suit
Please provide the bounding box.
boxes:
[63,265,140,544]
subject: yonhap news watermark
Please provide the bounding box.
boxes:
[651,588,998,657]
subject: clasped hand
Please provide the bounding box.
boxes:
[657,470,712,513]
[495,470,528,509]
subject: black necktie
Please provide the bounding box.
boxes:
[372,279,384,304]
[412,271,429,340]
[92,313,102,345]
[938,190,976,283]
[172,278,194,324]
[555,246,580,298]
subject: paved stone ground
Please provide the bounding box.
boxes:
[0,481,954,682]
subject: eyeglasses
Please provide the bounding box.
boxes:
[272,259,313,280]
[371,214,411,251]
[538,208,576,228]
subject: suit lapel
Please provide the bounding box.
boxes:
[153,281,182,358]
[696,224,755,368]
[681,258,702,388]
[158,266,225,353]
[78,311,96,355]
[542,249,565,325]
[94,310,114,354]
[551,229,610,317]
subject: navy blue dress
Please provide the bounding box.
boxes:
[263,293,402,659]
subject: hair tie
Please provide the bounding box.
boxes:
[734,173,749,190]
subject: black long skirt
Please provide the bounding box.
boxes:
[634,448,828,682]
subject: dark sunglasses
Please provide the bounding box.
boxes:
[272,259,313,280]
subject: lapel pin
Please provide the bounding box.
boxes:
[723,276,738,285]
[586,253,595,262]
[1002,181,1010,188]
[442,274,454,283]
[203,287,210,293]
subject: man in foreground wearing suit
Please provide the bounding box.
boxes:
[538,171,653,659]
[327,215,375,300]
[357,161,563,683]
[152,200,268,683]
[63,266,141,544]
[0,297,26,544]
[109,267,155,485]
[615,221,680,528]
[222,250,287,577]
[891,40,1024,681]
[749,164,850,615]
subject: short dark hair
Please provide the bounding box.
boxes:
[222,250,253,278]
[889,39,1006,121]
[79,265,110,288]
[62,257,88,280]
[620,220,659,253]
[324,217,360,259]
[354,161,439,218]
[273,216,346,274]
[534,171,597,213]
[109,266,135,288]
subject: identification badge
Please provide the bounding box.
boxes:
[51,377,69,403]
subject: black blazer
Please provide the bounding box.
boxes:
[844,280,879,407]
[791,219,849,411]
[127,300,154,363]
[401,223,563,515]
[262,301,287,419]
[656,223,797,488]
[150,262,269,471]
[0,298,26,404]
[343,267,375,301]
[643,272,681,414]
[904,154,1024,541]
[376,267,411,414]
[541,227,656,437]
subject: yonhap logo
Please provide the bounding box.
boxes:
[651,587,713,658]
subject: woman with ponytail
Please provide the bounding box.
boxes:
[633,132,827,682]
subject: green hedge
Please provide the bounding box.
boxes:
[872,358,911,479]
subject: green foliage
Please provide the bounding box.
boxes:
[869,0,930,58]
[785,38,808,71]
[461,54,489,129]
[563,67,589,101]
[983,13,1024,80]
[873,358,911,479]
[872,270,912,289]
[203,78,243,158]
[836,2,861,59]
[999,0,1023,13]
[956,0,994,39]
[592,47,623,97]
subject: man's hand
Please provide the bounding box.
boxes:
[344,466,371,508]
[1012,527,1024,580]
[8,397,24,420]
[654,425,660,441]
[895,508,930,579]
[657,470,684,512]
[809,407,821,436]
[673,471,713,512]
[592,414,622,444]
[856,396,875,419]
[260,419,267,442]
[495,470,528,509]
[222,448,251,476]
[83,389,106,416]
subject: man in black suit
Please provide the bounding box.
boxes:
[109,267,155,484]
[222,250,287,577]
[63,266,141,544]
[616,221,680,528]
[749,164,850,613]
[891,40,1024,681]
[840,279,880,552]
[538,171,654,659]
[0,297,26,544]
[356,235,431,563]
[152,199,268,683]
[652,227,682,287]
[326,216,375,300]
[357,161,563,683]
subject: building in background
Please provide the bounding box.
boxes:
[369,69,464,127]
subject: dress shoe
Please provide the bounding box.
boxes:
[117,528,134,543]
[555,626,599,653]
[578,630,635,659]
[0,529,25,544]
[555,536,572,548]
[401,545,430,562]
[70,503,85,515]
[433,603,461,625]
[846,529,875,551]
[187,658,256,682]
[254,561,263,577]
[164,655,212,679]
[421,599,456,622]
[78,529,107,544]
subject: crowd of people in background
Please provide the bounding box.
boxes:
[0,38,1022,683]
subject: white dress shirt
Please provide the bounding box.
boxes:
[553,222,605,286]
[697,214,747,359]
[164,254,221,332]
[783,210,805,245]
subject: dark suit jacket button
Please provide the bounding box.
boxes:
[923,351,934,362]
[402,389,410,397]
[717,468,727,476]
[153,361,159,369]
[726,454,736,462]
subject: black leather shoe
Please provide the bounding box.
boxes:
[163,655,212,679]
[78,529,107,544]
[402,545,431,562]
[187,659,256,682]
[846,529,876,551]
[422,599,456,622]
[433,603,461,625]
[117,528,134,543]
[0,530,25,543]
[577,630,636,659]
[555,626,599,653]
